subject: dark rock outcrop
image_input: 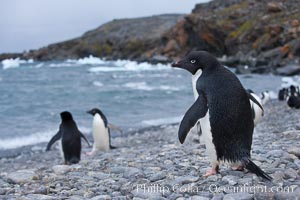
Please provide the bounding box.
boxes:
[22,14,184,62]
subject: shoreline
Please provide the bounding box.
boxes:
[0,100,300,199]
[0,123,178,159]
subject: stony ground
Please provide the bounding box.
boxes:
[0,100,300,200]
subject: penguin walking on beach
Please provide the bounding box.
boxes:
[172,51,271,180]
[86,108,116,156]
[46,111,91,164]
[260,91,270,105]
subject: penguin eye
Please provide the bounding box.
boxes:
[190,60,196,64]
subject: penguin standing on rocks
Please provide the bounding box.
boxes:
[46,111,91,164]
[86,108,116,156]
[172,51,271,180]
[260,91,270,105]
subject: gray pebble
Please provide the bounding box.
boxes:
[52,165,70,175]
[191,196,210,200]
[6,169,39,184]
[222,175,238,186]
[284,168,298,179]
[149,172,167,182]
[223,192,253,200]
[287,147,300,158]
[90,195,112,200]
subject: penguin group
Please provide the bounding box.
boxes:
[46,108,118,165]
[45,50,274,181]
[278,85,300,108]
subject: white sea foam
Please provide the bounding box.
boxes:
[2,58,24,69]
[49,63,77,68]
[124,82,180,91]
[77,55,105,65]
[93,81,104,87]
[142,116,183,126]
[281,77,299,87]
[124,82,154,91]
[0,130,55,150]
[0,126,91,150]
[88,60,170,73]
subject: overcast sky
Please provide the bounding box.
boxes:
[0,0,210,53]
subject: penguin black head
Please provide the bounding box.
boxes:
[171,51,221,75]
[87,108,102,116]
[60,111,74,121]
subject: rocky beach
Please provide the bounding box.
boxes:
[0,100,299,200]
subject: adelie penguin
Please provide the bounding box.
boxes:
[46,111,91,165]
[86,108,117,156]
[172,51,271,180]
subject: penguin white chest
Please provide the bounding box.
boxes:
[93,114,110,151]
[59,139,64,160]
[200,110,217,161]
[192,69,202,100]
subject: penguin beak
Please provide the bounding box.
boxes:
[86,110,93,115]
[171,60,182,68]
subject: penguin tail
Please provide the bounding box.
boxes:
[242,158,272,181]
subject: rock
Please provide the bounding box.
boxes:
[223,193,253,200]
[90,195,112,200]
[173,176,199,185]
[222,175,238,185]
[211,194,224,200]
[291,19,300,27]
[267,2,283,12]
[87,172,110,179]
[273,171,285,181]
[191,196,210,200]
[131,189,162,199]
[22,194,56,200]
[284,168,298,179]
[52,165,70,175]
[149,172,167,182]
[254,192,275,200]
[0,188,6,195]
[266,150,284,158]
[275,192,300,200]
[287,147,300,158]
[276,64,300,76]
[7,169,39,184]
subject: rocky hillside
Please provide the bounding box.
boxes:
[2,0,300,74]
[19,14,184,62]
[160,0,300,74]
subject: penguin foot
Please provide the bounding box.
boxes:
[204,168,218,176]
[231,165,244,171]
[86,151,95,156]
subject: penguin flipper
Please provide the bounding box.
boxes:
[80,132,91,147]
[108,123,123,135]
[46,131,61,151]
[179,93,208,144]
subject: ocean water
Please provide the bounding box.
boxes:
[0,56,286,150]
